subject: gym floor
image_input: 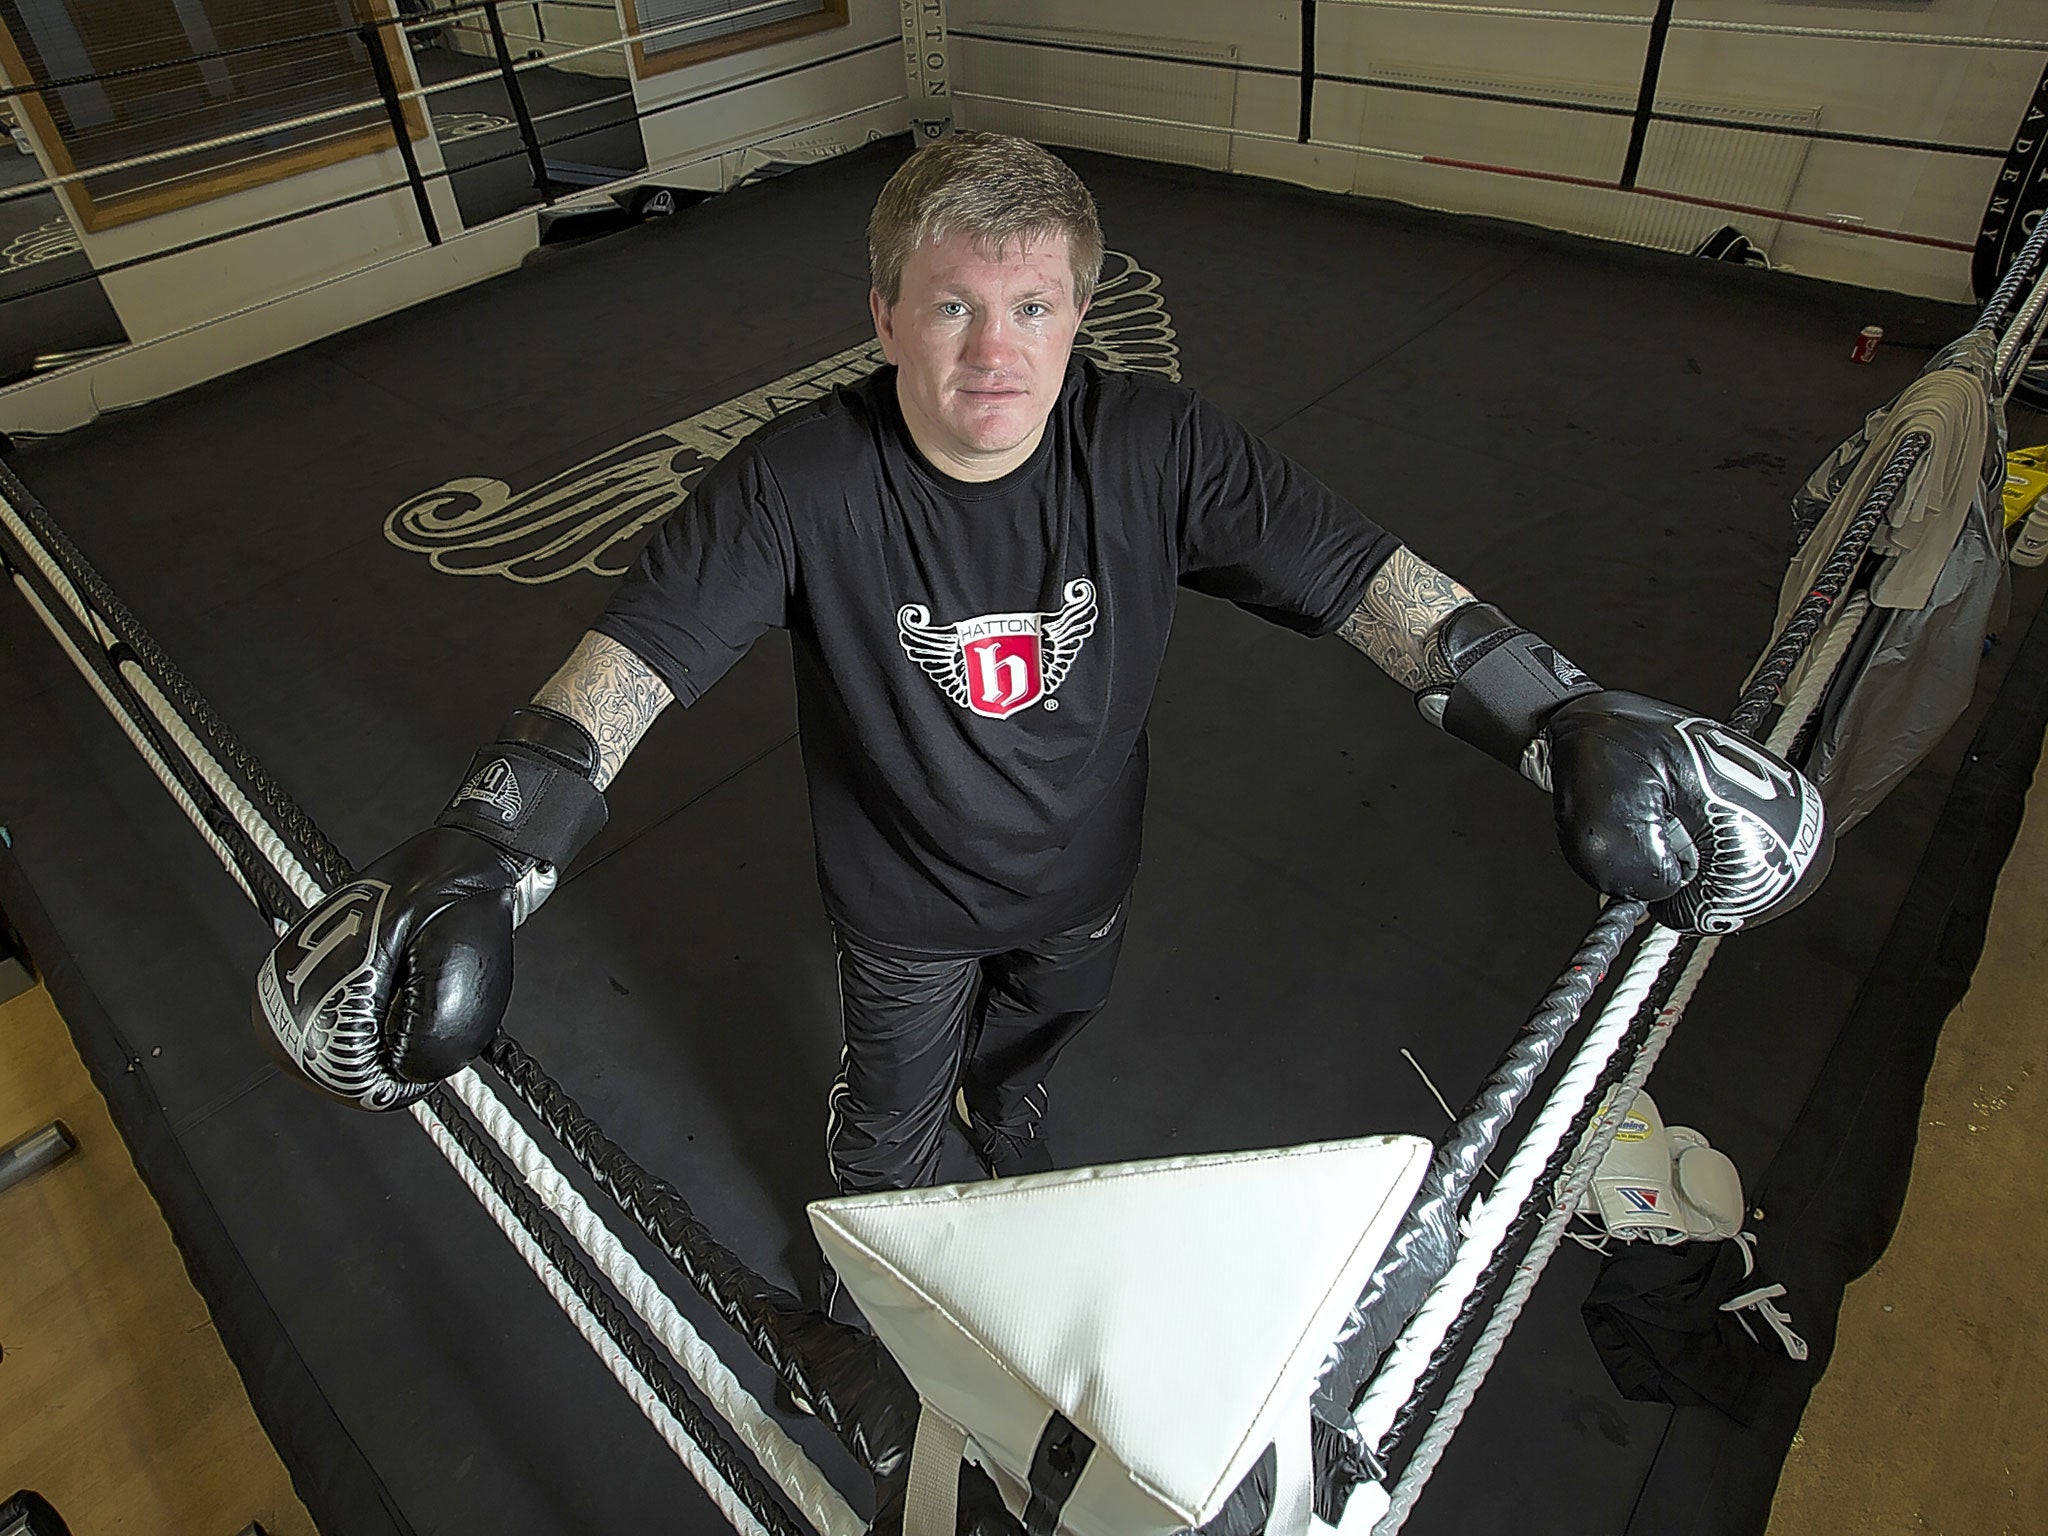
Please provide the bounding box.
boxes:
[1,137,2042,1534]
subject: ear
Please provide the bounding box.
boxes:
[870,288,897,362]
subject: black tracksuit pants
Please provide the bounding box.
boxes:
[825,893,1131,1194]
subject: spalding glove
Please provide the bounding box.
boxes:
[253,706,607,1111]
[1588,1089,1745,1245]
[1417,602,1832,934]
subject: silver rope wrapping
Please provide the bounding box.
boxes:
[1310,901,1644,1424]
[1349,923,1684,1449]
[1366,595,1872,1531]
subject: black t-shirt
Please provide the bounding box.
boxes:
[595,357,1396,955]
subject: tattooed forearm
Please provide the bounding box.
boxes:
[1335,546,1476,690]
[533,631,674,789]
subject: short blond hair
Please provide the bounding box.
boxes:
[868,133,1105,312]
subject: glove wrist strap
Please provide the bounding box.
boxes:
[437,705,608,868]
[1433,602,1601,769]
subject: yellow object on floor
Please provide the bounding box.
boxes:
[2002,444,2048,529]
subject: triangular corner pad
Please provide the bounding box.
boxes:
[810,1134,1431,1530]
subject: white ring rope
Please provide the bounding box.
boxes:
[1315,0,2048,51]
[444,1068,865,1536]
[0,484,841,1536]
[1995,273,2048,388]
[1366,592,1874,1532]
[0,92,905,404]
[111,660,327,910]
[0,0,817,207]
[0,493,325,910]
[6,573,266,917]
[1350,921,1682,1447]
[410,1094,779,1536]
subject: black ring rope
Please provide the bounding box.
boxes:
[1976,206,2048,340]
[0,0,615,105]
[1311,426,1938,1487]
[419,1084,811,1536]
[484,1035,919,1480]
[0,531,303,926]
[1308,899,1644,1423]
[1339,430,1939,1505]
[0,457,914,1506]
[0,35,898,314]
[1368,934,1700,1479]
[0,460,353,893]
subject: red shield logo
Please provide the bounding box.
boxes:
[962,631,1043,719]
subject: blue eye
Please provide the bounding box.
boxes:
[939,301,968,318]
[1020,302,1049,319]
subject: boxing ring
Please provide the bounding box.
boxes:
[5,6,2048,1535]
[3,243,2036,1530]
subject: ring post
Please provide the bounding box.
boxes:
[483,0,552,197]
[361,19,442,247]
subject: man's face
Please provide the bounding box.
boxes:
[871,228,1087,482]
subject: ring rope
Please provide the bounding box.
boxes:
[0,476,837,1536]
[1366,586,1877,1528]
[444,1066,867,1536]
[411,1094,785,1536]
[3,573,267,917]
[1974,210,2048,343]
[0,509,302,925]
[1369,596,1877,1479]
[0,463,351,890]
[1312,900,1644,1421]
[0,92,905,399]
[1315,0,2048,50]
[1325,431,1930,1497]
[0,0,809,209]
[483,1035,919,1481]
[1350,923,1683,1449]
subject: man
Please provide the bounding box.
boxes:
[256,135,1828,1204]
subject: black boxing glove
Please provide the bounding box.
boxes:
[253,706,607,1110]
[1416,604,1832,934]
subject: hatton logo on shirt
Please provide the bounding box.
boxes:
[898,580,1098,720]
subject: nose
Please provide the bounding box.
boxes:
[964,311,1017,372]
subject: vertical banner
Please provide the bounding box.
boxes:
[900,0,952,142]
[1973,61,2048,303]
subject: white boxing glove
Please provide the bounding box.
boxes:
[1588,1089,1745,1244]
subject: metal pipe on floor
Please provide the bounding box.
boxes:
[0,1121,76,1195]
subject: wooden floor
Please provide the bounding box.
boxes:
[0,980,314,1536]
[0,749,2042,1536]
[1767,734,2048,1536]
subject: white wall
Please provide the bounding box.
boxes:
[950,0,2048,301]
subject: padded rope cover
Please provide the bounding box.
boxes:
[437,706,607,868]
[483,1036,920,1480]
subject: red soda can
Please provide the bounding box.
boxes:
[1851,325,1883,363]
